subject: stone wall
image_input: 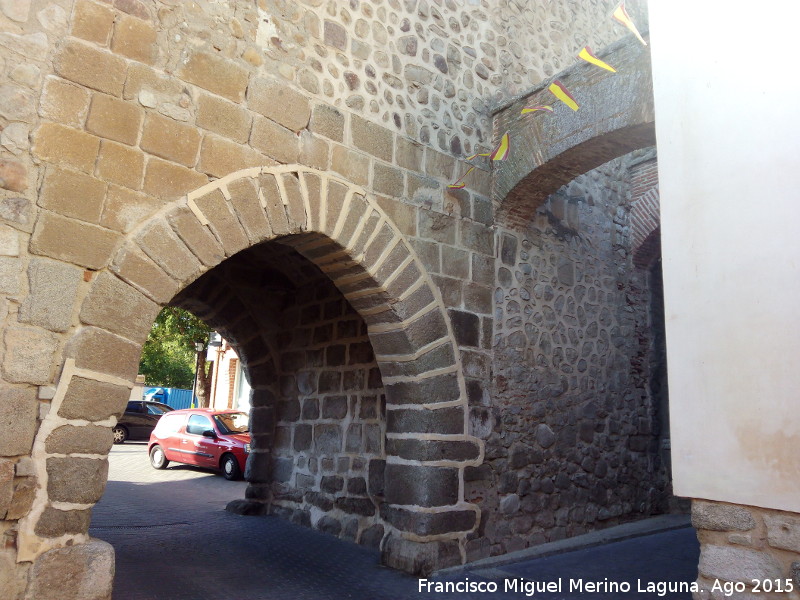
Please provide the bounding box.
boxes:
[463,154,671,560]
[694,500,800,600]
[269,268,388,547]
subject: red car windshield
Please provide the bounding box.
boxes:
[213,412,249,434]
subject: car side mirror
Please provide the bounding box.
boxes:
[202,430,217,438]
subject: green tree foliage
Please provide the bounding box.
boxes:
[139,307,211,388]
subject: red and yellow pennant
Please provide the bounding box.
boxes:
[448,166,475,189]
[612,2,646,46]
[465,151,491,161]
[490,133,510,161]
[548,80,579,111]
[578,46,616,73]
[521,105,554,115]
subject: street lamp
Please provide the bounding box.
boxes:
[192,341,205,408]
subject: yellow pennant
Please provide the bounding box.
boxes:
[578,46,617,73]
[490,133,510,161]
[465,151,491,161]
[448,166,475,189]
[549,81,579,111]
[612,2,647,46]
[521,105,554,115]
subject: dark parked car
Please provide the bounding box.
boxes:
[113,400,174,444]
[148,409,251,480]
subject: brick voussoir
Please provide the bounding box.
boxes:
[192,188,249,256]
[166,206,226,267]
[258,173,292,236]
[110,243,180,304]
[136,219,204,283]
[334,194,369,248]
[321,180,350,236]
[361,224,396,271]
[280,172,307,232]
[227,177,273,243]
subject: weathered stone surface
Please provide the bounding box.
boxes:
[764,513,800,553]
[111,244,179,304]
[100,186,160,233]
[0,158,27,192]
[385,372,460,406]
[138,220,203,283]
[35,507,92,537]
[386,438,479,462]
[112,14,157,64]
[383,505,476,536]
[693,500,756,532]
[59,376,131,422]
[197,94,252,143]
[0,386,37,456]
[698,545,782,582]
[248,78,310,132]
[310,105,344,142]
[28,539,114,600]
[39,77,90,128]
[46,425,114,455]
[0,458,13,516]
[382,536,461,576]
[143,157,208,200]
[86,93,143,146]
[385,464,458,507]
[71,0,115,44]
[250,116,300,164]
[54,40,127,96]
[47,457,108,504]
[141,113,202,167]
[7,475,36,519]
[67,327,142,381]
[30,212,121,270]
[40,166,106,224]
[178,51,249,102]
[225,498,267,515]
[2,326,59,385]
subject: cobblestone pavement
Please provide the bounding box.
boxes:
[91,444,699,600]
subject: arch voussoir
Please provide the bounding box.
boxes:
[227,176,273,244]
[135,217,204,286]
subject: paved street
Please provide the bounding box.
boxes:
[91,444,699,600]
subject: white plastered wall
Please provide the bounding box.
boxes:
[649,2,800,511]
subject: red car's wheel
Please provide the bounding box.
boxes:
[221,453,241,481]
[150,445,169,469]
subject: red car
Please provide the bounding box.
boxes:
[148,408,251,480]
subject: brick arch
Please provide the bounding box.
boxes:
[493,36,655,228]
[18,165,483,575]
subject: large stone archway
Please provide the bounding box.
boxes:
[17,165,483,583]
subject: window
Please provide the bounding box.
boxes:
[153,413,184,435]
[186,414,213,436]
[126,401,144,413]
[146,403,172,415]
[214,412,249,434]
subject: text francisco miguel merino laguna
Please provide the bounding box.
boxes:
[418,577,700,596]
